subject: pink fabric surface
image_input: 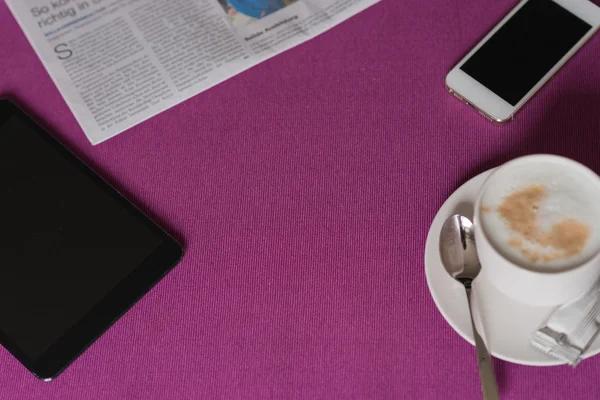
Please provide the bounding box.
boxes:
[1,0,600,398]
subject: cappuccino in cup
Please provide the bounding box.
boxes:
[474,155,600,306]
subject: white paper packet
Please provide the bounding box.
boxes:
[531,280,600,366]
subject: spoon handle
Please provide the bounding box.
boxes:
[466,287,499,400]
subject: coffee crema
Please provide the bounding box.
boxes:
[484,185,591,264]
[478,162,600,270]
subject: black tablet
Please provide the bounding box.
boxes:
[0,100,183,380]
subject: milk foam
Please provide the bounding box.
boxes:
[479,160,600,270]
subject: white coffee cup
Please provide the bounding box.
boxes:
[474,155,600,306]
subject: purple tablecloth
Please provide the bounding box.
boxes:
[1,0,600,398]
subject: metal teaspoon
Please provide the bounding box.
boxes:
[439,214,499,400]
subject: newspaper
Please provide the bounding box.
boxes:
[6,0,379,144]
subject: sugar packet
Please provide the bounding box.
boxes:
[531,280,600,366]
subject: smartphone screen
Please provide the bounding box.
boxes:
[460,0,592,106]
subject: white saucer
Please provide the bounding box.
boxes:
[425,169,600,366]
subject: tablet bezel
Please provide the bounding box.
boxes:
[0,99,184,381]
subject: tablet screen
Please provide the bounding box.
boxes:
[0,115,165,362]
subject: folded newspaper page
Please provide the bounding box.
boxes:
[6,0,379,144]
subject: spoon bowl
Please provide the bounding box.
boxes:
[440,214,481,285]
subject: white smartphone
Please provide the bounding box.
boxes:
[446,0,600,122]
